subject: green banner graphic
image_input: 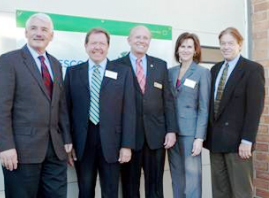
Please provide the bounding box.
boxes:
[16,10,172,40]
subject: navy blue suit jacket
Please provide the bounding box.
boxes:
[204,56,265,153]
[64,60,136,163]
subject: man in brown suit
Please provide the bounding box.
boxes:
[0,13,72,198]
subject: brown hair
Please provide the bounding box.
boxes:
[85,28,110,45]
[174,32,201,63]
[218,27,244,45]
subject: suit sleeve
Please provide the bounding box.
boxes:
[163,63,179,133]
[0,55,16,151]
[121,66,136,149]
[242,65,265,142]
[58,65,72,144]
[195,68,211,139]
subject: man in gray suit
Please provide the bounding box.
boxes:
[0,13,72,198]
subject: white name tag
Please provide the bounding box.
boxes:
[183,79,196,89]
[105,70,118,80]
[154,82,163,90]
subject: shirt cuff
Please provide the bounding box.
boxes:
[195,138,204,142]
[241,139,252,145]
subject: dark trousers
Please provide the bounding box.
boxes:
[75,122,120,198]
[121,143,165,198]
[210,152,253,198]
[3,140,67,198]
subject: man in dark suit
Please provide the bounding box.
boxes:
[115,25,178,198]
[204,27,265,198]
[65,28,135,198]
[0,13,72,198]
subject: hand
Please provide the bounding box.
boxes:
[0,149,18,171]
[239,143,252,159]
[67,149,77,167]
[118,148,132,164]
[164,132,176,149]
[64,144,73,153]
[191,139,203,156]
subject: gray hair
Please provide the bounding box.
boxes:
[25,13,54,32]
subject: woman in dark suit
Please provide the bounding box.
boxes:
[168,33,211,198]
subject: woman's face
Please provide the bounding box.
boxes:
[178,38,195,63]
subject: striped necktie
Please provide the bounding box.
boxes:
[214,63,229,117]
[38,56,53,98]
[136,59,146,94]
[89,65,102,125]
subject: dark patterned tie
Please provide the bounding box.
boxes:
[38,56,53,98]
[214,63,229,117]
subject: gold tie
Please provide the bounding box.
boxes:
[214,63,229,117]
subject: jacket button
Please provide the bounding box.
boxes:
[225,122,229,126]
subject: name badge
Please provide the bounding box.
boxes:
[183,79,196,89]
[105,70,118,80]
[154,82,163,90]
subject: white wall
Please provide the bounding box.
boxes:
[0,1,248,197]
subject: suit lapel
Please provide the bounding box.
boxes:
[21,45,51,101]
[170,66,180,96]
[100,59,110,90]
[144,55,155,95]
[79,62,90,91]
[123,55,141,93]
[181,61,196,83]
[216,57,245,118]
[47,53,58,104]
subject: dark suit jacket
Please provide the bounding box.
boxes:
[64,60,136,163]
[0,45,71,163]
[113,54,178,151]
[204,56,265,153]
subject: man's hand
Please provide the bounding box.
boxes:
[0,149,18,171]
[239,143,252,159]
[118,148,132,164]
[64,144,73,153]
[164,132,176,149]
[192,139,203,157]
[67,149,77,167]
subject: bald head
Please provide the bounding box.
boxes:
[128,25,151,58]
[129,25,152,38]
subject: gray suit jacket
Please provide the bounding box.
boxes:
[0,45,71,163]
[169,62,211,139]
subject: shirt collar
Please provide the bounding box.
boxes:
[129,52,146,63]
[225,54,240,67]
[88,58,107,70]
[26,44,47,60]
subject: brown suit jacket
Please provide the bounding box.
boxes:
[0,45,71,163]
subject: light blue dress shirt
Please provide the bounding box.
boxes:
[214,54,240,100]
[27,44,54,80]
[129,52,147,76]
[88,58,107,89]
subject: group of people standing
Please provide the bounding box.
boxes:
[0,12,265,198]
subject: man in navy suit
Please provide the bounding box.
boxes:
[115,25,178,198]
[204,27,265,198]
[65,28,135,198]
